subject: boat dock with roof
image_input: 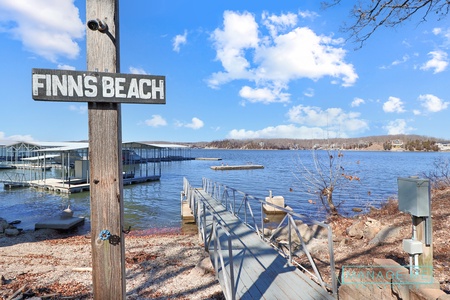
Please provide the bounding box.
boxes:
[0,140,192,193]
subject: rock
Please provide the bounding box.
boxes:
[297,223,314,243]
[310,224,328,239]
[352,207,363,212]
[363,217,382,240]
[307,238,328,255]
[263,228,272,237]
[346,219,364,239]
[271,220,316,245]
[4,228,20,236]
[189,257,214,276]
[368,225,401,246]
[0,218,9,233]
[339,238,350,246]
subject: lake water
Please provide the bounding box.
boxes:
[0,149,448,232]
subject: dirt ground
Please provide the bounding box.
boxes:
[0,228,224,300]
[0,188,449,299]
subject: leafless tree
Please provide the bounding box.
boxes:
[293,148,360,216]
[322,0,449,46]
[422,156,450,190]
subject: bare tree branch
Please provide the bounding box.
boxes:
[322,0,449,47]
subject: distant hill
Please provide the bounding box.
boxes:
[143,134,445,151]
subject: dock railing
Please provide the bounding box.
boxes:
[182,178,236,300]
[0,172,28,187]
[200,177,338,297]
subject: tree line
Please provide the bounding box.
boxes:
[184,134,443,151]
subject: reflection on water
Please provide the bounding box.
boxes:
[1,149,449,232]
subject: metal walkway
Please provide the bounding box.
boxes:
[182,178,337,300]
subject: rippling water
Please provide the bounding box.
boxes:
[0,149,448,231]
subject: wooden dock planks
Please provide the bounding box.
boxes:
[196,189,334,300]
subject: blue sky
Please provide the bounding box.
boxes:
[1,0,449,142]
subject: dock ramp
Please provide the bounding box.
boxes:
[182,177,337,300]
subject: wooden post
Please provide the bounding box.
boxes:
[413,216,433,276]
[86,0,125,299]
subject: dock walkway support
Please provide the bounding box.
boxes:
[182,177,336,300]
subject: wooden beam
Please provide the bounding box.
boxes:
[414,216,433,276]
[86,0,126,299]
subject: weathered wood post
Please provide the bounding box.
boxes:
[414,216,433,276]
[32,2,165,298]
[86,0,125,299]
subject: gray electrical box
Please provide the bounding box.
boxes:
[397,177,430,217]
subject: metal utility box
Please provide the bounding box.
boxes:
[397,177,430,217]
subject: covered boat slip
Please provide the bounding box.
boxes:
[0,141,189,193]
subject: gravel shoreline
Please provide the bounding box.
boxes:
[0,229,224,300]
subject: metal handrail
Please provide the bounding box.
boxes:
[201,177,337,297]
[203,178,259,233]
[182,178,236,300]
[0,172,27,184]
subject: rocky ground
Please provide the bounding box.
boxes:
[327,188,450,293]
[0,188,449,299]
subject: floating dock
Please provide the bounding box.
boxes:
[195,157,222,161]
[35,216,85,231]
[210,164,264,170]
[2,175,160,194]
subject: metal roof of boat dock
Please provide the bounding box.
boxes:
[21,154,61,160]
[0,140,188,152]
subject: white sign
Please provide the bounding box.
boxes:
[32,68,165,104]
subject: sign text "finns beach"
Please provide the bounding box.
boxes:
[32,68,165,104]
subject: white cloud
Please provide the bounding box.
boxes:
[262,11,298,37]
[383,96,405,113]
[227,124,339,139]
[391,54,410,66]
[186,117,204,129]
[351,97,365,107]
[173,30,187,52]
[303,88,314,97]
[129,67,147,75]
[0,0,84,62]
[239,85,290,104]
[69,104,87,114]
[418,94,449,112]
[287,105,368,133]
[144,115,167,127]
[208,11,358,104]
[433,28,442,35]
[57,64,76,70]
[254,27,357,86]
[175,117,204,130]
[0,131,34,142]
[298,10,319,20]
[383,119,414,135]
[209,10,258,86]
[420,50,448,73]
[432,27,450,45]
